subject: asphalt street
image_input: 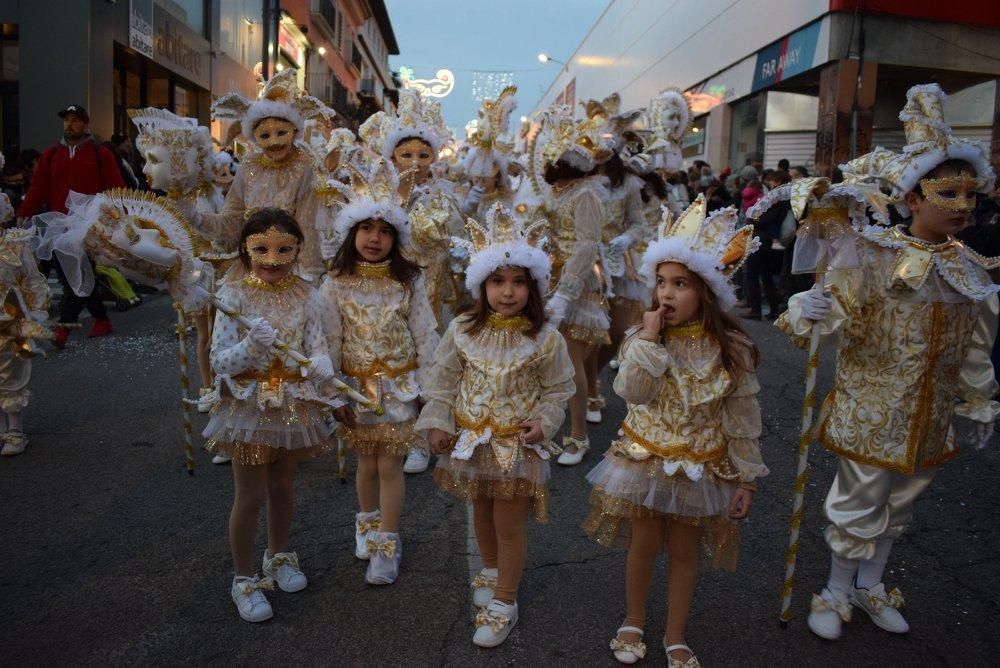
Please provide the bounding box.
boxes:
[2,292,998,666]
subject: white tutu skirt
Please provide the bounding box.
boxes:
[203,397,334,465]
[563,289,611,346]
[612,276,649,305]
[583,450,741,570]
[435,441,551,522]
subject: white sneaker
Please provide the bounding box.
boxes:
[355,510,381,560]
[365,531,401,585]
[849,581,908,633]
[262,550,307,593]
[807,588,852,640]
[473,599,518,647]
[231,574,274,622]
[1,431,28,456]
[471,567,498,607]
[197,388,214,414]
[211,453,232,465]
[586,397,604,424]
[403,448,430,474]
[556,436,589,466]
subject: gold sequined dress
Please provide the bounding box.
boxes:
[320,260,440,456]
[415,314,576,521]
[547,176,612,345]
[196,148,328,277]
[202,273,336,464]
[584,325,768,570]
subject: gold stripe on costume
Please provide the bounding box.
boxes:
[455,413,526,437]
[342,359,419,379]
[620,423,727,463]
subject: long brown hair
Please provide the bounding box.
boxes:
[238,208,305,270]
[461,267,547,338]
[650,265,760,375]
[328,219,422,290]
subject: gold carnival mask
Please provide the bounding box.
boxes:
[246,226,300,267]
[391,138,435,178]
[920,175,978,212]
[253,117,296,163]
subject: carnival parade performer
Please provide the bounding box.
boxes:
[202,208,338,623]
[194,69,336,277]
[319,158,440,586]
[416,203,575,647]
[358,88,457,475]
[0,178,51,457]
[584,197,768,666]
[782,84,1000,641]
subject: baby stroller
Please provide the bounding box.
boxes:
[94,264,142,311]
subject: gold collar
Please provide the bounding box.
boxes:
[353,260,392,278]
[664,321,704,339]
[486,311,531,331]
[242,272,298,291]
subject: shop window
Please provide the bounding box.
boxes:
[174,85,190,118]
[682,116,707,159]
[148,77,170,108]
[729,94,765,170]
[160,0,208,39]
[765,92,818,132]
[127,71,142,108]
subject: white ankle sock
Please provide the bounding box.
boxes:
[826,554,859,597]
[856,537,893,589]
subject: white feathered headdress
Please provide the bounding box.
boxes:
[211,69,336,144]
[358,88,450,160]
[328,158,416,246]
[640,194,758,311]
[455,202,550,294]
[463,85,518,180]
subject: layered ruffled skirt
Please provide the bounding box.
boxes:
[203,397,334,465]
[583,450,741,570]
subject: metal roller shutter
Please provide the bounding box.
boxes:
[763,131,816,171]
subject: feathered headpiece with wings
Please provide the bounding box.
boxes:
[328,158,416,246]
[454,202,550,294]
[464,85,518,179]
[358,88,450,160]
[211,69,335,144]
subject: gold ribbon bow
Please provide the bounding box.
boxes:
[357,518,381,535]
[471,573,498,589]
[609,637,647,658]
[869,587,905,613]
[474,608,510,634]
[268,553,299,571]
[366,538,397,559]
[236,576,275,597]
[810,593,852,622]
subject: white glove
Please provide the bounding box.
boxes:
[799,287,832,322]
[450,243,470,261]
[465,185,485,208]
[30,309,49,324]
[246,317,277,354]
[546,293,569,328]
[624,152,652,174]
[974,420,994,449]
[608,233,631,254]
[301,354,335,384]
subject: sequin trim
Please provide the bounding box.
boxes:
[564,323,612,346]
[486,311,531,331]
[353,260,392,278]
[204,439,333,466]
[435,465,549,523]
[241,273,299,291]
[339,420,419,456]
[664,321,705,339]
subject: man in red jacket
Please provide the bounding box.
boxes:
[18,104,124,347]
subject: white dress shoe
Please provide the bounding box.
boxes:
[365,531,401,585]
[807,587,852,640]
[586,396,604,424]
[471,567,498,608]
[211,453,231,465]
[1,431,28,456]
[403,449,430,473]
[231,574,274,622]
[355,510,381,560]
[197,388,214,414]
[849,581,908,633]
[556,436,589,466]
[473,599,518,647]
[664,642,701,668]
[609,625,646,664]
[262,550,307,593]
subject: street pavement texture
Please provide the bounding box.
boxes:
[2,293,998,666]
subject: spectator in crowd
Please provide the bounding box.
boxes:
[111,133,146,190]
[102,140,140,189]
[778,158,790,172]
[17,104,123,348]
[744,168,791,319]
[790,165,810,179]
[739,166,764,214]
[2,149,40,209]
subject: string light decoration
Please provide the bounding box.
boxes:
[399,66,456,98]
[470,70,514,103]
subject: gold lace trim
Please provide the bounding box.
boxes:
[353,260,392,278]
[204,439,332,466]
[455,413,526,437]
[342,358,418,379]
[242,273,299,291]
[338,421,418,456]
[664,321,704,339]
[434,467,549,522]
[564,323,611,346]
[486,311,531,331]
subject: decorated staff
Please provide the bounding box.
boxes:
[748,177,889,625]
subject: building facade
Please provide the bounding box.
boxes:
[529,0,1000,176]
[0,0,399,157]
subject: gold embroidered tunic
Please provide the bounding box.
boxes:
[196,149,328,277]
[780,225,1000,473]
[415,314,576,521]
[0,228,50,412]
[320,261,440,454]
[406,180,462,323]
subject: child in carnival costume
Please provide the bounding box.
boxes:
[778,84,1000,640]
[357,89,459,474]
[0,161,52,456]
[194,69,336,278]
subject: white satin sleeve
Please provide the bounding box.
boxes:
[554,185,604,301]
[613,332,668,405]
[414,321,463,437]
[408,273,442,394]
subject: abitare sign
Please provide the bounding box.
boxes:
[129,0,154,58]
[752,20,822,92]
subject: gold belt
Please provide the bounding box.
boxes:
[343,359,418,379]
[455,414,525,437]
[234,367,304,383]
[620,423,726,463]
